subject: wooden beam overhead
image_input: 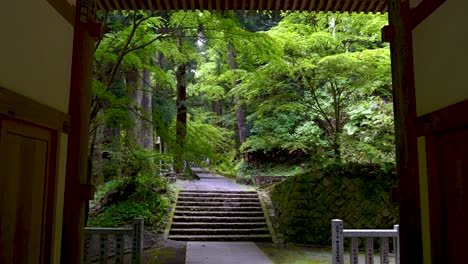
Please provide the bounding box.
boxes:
[96,0,389,12]
[120,0,131,11]
[375,0,385,13]
[357,0,369,13]
[341,0,351,12]
[325,0,334,11]
[198,0,203,11]
[349,0,360,13]
[147,0,155,12]
[317,0,325,11]
[366,0,377,13]
[96,0,106,11]
[164,0,171,10]
[129,0,139,10]
[283,0,290,11]
[300,0,308,11]
[207,0,212,11]
[155,0,163,11]
[266,0,273,11]
[275,0,281,11]
[104,0,114,10]
[308,0,316,11]
[333,0,342,12]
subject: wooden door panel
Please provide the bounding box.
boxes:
[427,127,468,264]
[439,128,468,264]
[0,119,52,264]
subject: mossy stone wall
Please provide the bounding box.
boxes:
[270,163,398,246]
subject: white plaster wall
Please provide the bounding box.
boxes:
[412,0,468,116]
[0,0,73,113]
[0,1,74,263]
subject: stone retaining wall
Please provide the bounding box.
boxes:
[270,163,399,246]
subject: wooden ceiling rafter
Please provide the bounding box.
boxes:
[375,0,386,13]
[129,0,139,10]
[341,0,352,12]
[121,0,131,11]
[96,0,388,14]
[283,0,290,11]
[300,0,308,11]
[147,0,155,12]
[349,0,360,13]
[324,0,333,12]
[332,0,342,12]
[357,0,368,13]
[163,0,171,11]
[266,0,273,11]
[308,0,316,11]
[274,0,281,11]
[190,0,196,10]
[198,0,203,11]
[317,0,325,11]
[155,0,163,11]
[97,0,106,11]
[366,0,377,13]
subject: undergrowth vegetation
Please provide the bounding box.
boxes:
[88,175,175,230]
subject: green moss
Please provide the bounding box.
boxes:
[270,163,399,246]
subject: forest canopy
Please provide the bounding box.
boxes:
[89,10,393,182]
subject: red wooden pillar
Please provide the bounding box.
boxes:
[61,1,100,262]
[388,0,423,263]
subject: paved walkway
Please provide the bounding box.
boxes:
[185,242,272,264]
[177,169,254,192]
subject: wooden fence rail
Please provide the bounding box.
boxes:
[332,219,399,264]
[84,218,144,264]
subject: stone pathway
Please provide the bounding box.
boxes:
[177,168,255,192]
[174,168,273,263]
[186,242,272,264]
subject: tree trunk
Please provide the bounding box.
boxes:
[126,70,142,144]
[140,68,153,150]
[227,43,249,162]
[175,63,187,173]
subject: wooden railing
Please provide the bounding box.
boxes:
[331,219,399,264]
[84,218,144,264]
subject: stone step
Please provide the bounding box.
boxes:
[175,206,263,211]
[176,201,261,207]
[170,222,268,229]
[174,210,264,217]
[168,234,272,241]
[172,216,265,222]
[180,190,257,194]
[177,197,260,202]
[169,228,269,235]
[178,192,258,198]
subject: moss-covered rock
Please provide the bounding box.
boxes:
[270,162,398,246]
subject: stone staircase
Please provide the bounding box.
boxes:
[168,190,272,241]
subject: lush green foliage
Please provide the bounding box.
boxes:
[88,175,175,229]
[90,10,395,225]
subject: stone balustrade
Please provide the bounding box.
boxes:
[84,218,143,264]
[332,219,399,264]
